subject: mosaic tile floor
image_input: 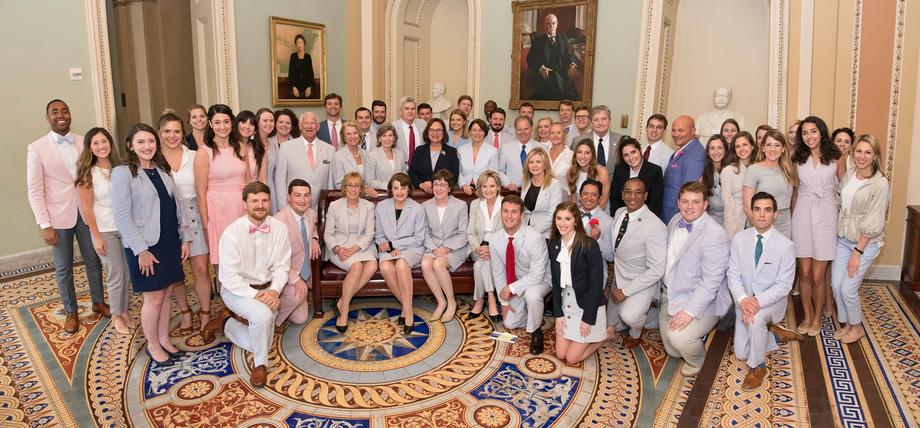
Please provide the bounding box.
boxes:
[0,265,918,427]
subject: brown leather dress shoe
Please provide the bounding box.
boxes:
[92,302,111,318]
[768,324,804,343]
[201,308,232,343]
[741,366,768,390]
[251,365,267,388]
[64,312,79,334]
[622,335,642,349]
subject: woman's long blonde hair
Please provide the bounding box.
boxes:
[755,128,798,187]
[523,148,554,188]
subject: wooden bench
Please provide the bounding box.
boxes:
[310,189,478,318]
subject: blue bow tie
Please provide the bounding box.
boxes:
[56,134,74,144]
[677,218,693,233]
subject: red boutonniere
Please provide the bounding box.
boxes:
[589,218,599,227]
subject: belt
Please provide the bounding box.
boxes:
[250,282,271,290]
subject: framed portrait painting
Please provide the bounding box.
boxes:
[270,16,327,106]
[509,0,598,110]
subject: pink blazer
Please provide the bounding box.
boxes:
[26,132,84,229]
[274,205,318,286]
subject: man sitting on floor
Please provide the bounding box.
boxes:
[204,182,291,388]
[727,192,803,390]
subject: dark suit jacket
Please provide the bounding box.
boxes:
[317,121,340,148]
[408,144,460,187]
[549,236,605,325]
[526,33,580,100]
[609,161,664,217]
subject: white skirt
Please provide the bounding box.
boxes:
[561,286,607,343]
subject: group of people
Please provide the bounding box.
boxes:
[26,93,889,391]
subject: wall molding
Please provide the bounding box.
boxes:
[84,0,116,132]
[632,0,662,140]
[884,0,906,181]
[848,0,863,129]
[768,0,789,128]
[214,0,239,110]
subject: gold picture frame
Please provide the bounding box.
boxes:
[509,0,598,110]
[270,16,327,107]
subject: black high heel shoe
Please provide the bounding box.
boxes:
[466,310,483,321]
[163,347,187,360]
[403,322,414,335]
[333,300,348,333]
[145,347,175,368]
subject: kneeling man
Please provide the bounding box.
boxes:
[491,195,551,355]
[728,192,803,390]
[660,182,731,376]
[206,182,291,388]
[608,178,667,348]
[274,179,320,327]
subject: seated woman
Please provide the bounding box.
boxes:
[466,170,504,321]
[457,119,499,195]
[549,201,606,365]
[420,170,471,322]
[331,122,378,197]
[567,139,610,209]
[408,118,460,193]
[375,173,427,334]
[325,172,378,332]
[609,136,663,216]
[365,124,408,190]
[522,148,564,238]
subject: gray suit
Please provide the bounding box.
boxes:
[375,198,427,267]
[608,205,667,339]
[575,130,622,168]
[522,178,564,238]
[659,212,731,368]
[110,165,187,256]
[364,148,408,189]
[391,119,427,161]
[489,224,550,333]
[467,196,503,300]
[331,147,367,188]
[361,129,377,152]
[422,196,471,271]
[274,137,335,211]
[498,140,550,188]
[727,227,795,368]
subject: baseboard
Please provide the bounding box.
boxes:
[865,264,901,281]
[0,247,84,280]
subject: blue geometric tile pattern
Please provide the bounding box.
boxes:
[284,412,369,427]
[819,316,868,427]
[317,307,429,361]
[144,342,234,398]
[471,362,579,427]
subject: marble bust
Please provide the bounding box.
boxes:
[428,82,452,119]
[696,86,746,143]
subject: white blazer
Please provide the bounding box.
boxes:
[457,142,499,187]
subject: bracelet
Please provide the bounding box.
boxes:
[853,246,864,255]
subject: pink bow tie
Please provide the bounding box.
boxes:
[249,223,270,234]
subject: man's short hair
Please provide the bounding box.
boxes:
[575,105,591,115]
[354,107,370,118]
[520,102,534,111]
[287,178,311,194]
[514,115,533,128]
[490,107,506,120]
[46,99,66,113]
[457,95,473,104]
[591,105,611,119]
[417,103,432,112]
[623,177,647,193]
[371,99,387,109]
[558,100,574,109]
[501,194,525,211]
[323,93,343,105]
[579,178,603,195]
[678,181,708,198]
[243,181,271,201]
[751,191,778,211]
[646,113,668,129]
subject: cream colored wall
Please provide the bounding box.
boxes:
[0,1,100,257]
[667,0,770,129]
[478,0,643,132]
[428,0,470,113]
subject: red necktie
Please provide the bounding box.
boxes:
[408,124,416,165]
[493,133,500,148]
[330,122,339,149]
[506,236,516,284]
[643,144,652,160]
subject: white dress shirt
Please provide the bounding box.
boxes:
[592,132,612,162]
[172,145,197,201]
[645,140,674,172]
[218,215,292,298]
[665,215,703,285]
[52,132,78,178]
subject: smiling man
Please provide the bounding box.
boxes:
[26,99,108,334]
[660,115,705,222]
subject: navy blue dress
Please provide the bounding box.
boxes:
[125,168,185,292]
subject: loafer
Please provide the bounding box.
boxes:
[768,324,804,343]
[251,365,267,388]
[741,366,767,390]
[201,308,232,343]
[64,312,79,334]
[622,335,642,349]
[92,303,111,318]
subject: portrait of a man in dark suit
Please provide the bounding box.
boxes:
[526,13,581,101]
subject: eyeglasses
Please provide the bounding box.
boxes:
[432,182,450,188]
[575,115,590,120]
[429,128,444,133]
